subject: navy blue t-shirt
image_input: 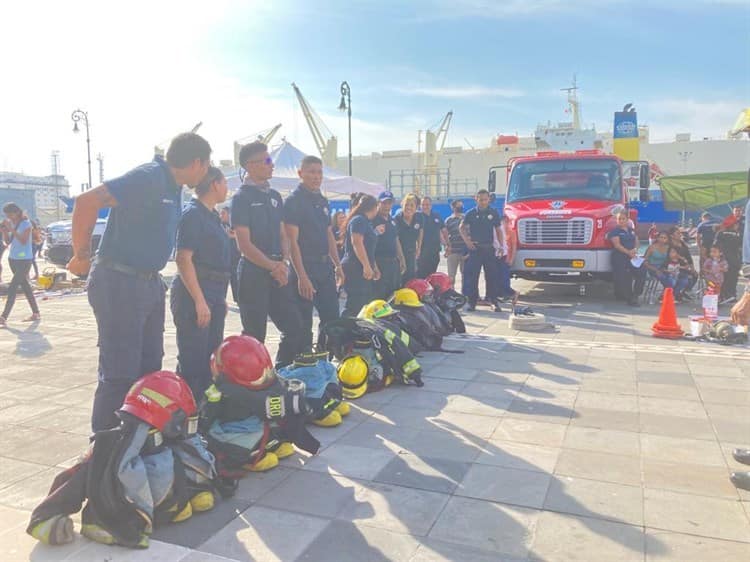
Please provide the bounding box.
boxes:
[419,210,445,253]
[283,184,331,258]
[98,155,182,271]
[394,211,424,255]
[175,198,231,299]
[372,214,399,259]
[607,226,636,251]
[462,207,500,245]
[176,199,231,272]
[697,220,718,249]
[343,215,376,269]
[230,183,284,258]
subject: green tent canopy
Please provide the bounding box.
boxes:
[658,171,749,211]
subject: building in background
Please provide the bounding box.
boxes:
[0,170,70,224]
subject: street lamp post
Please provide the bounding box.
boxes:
[71,109,93,191]
[338,81,352,176]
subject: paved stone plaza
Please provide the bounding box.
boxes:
[0,263,749,561]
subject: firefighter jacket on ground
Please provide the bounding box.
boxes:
[277,351,343,421]
[27,414,218,549]
[391,304,446,351]
[435,288,467,334]
[323,317,424,387]
[200,376,320,476]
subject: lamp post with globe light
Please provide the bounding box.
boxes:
[338,81,352,176]
[71,109,93,192]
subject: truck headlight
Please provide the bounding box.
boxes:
[572,260,585,268]
[524,259,536,267]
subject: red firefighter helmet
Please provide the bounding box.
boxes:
[120,371,197,439]
[405,278,433,300]
[210,335,275,390]
[426,272,452,295]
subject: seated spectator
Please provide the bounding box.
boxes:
[643,231,670,279]
[667,225,698,298]
[658,246,691,302]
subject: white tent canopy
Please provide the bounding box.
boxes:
[226,140,383,200]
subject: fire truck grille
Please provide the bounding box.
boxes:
[518,218,593,245]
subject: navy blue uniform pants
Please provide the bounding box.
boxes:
[342,260,374,318]
[462,246,498,305]
[170,277,226,400]
[612,252,646,300]
[373,257,401,301]
[402,250,418,284]
[291,260,340,350]
[417,249,441,279]
[88,265,165,432]
[237,258,305,368]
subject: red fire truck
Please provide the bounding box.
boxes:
[489,150,650,294]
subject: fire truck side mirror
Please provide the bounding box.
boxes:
[488,170,497,193]
[639,163,650,202]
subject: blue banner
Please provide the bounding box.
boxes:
[614,111,638,139]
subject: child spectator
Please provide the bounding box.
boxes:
[702,245,729,293]
[659,246,691,302]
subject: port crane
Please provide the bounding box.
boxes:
[291,82,339,168]
[233,123,283,166]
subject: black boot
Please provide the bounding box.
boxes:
[730,471,750,491]
[732,448,750,466]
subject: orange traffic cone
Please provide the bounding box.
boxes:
[652,288,684,339]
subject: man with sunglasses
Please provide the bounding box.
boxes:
[230,142,304,367]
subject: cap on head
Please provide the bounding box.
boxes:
[378,191,394,202]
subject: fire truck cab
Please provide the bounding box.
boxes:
[489,150,649,291]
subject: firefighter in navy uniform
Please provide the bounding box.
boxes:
[284,155,343,350]
[67,132,211,432]
[171,167,231,399]
[417,196,447,278]
[230,142,304,368]
[460,189,503,312]
[372,191,406,300]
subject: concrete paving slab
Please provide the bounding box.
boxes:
[477,440,560,473]
[256,471,360,519]
[643,459,741,499]
[302,443,395,480]
[570,407,640,432]
[491,418,569,448]
[554,448,642,487]
[562,426,640,457]
[640,434,727,467]
[457,464,552,509]
[373,452,471,494]
[297,519,422,562]
[337,480,450,536]
[644,488,750,543]
[529,511,645,562]
[197,505,328,562]
[644,529,750,561]
[544,476,644,526]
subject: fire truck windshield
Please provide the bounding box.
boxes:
[506,159,622,203]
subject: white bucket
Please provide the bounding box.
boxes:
[689,316,708,337]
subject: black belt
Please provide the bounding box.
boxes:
[194,265,231,282]
[303,255,330,264]
[96,258,159,280]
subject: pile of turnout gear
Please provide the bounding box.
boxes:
[28,274,472,550]
[27,371,221,548]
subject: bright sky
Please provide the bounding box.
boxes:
[2,0,748,191]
